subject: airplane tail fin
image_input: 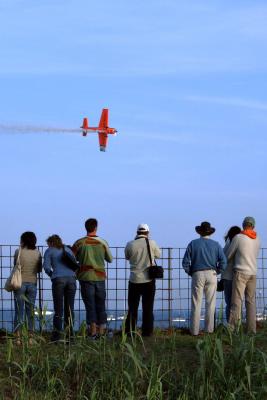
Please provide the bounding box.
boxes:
[81,117,89,136]
[98,109,108,129]
[81,117,89,130]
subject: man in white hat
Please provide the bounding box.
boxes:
[124,224,161,336]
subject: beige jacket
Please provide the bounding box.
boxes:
[125,235,161,283]
[225,233,260,276]
[14,248,42,284]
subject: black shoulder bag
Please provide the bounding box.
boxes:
[62,245,80,272]
[145,238,164,280]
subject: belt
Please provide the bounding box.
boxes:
[79,265,106,278]
[193,268,216,273]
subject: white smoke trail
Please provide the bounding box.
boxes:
[0,124,80,134]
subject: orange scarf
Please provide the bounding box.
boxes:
[241,229,257,239]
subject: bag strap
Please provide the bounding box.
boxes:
[145,238,153,267]
[16,247,22,267]
[63,244,73,253]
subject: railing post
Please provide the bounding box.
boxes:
[38,246,44,333]
[168,248,172,329]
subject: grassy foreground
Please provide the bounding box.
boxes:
[0,325,267,400]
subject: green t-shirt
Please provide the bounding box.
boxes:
[72,235,113,281]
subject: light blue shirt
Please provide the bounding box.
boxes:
[43,246,77,280]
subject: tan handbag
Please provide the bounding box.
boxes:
[4,248,22,292]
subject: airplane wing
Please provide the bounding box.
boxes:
[98,108,108,129]
[98,132,108,152]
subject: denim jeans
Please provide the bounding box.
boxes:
[52,276,76,337]
[223,279,233,322]
[14,282,37,331]
[80,280,107,325]
[125,280,156,337]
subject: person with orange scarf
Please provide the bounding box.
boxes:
[225,217,260,333]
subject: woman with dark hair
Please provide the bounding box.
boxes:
[13,231,42,344]
[222,226,241,322]
[43,234,77,342]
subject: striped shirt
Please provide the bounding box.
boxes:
[72,235,113,281]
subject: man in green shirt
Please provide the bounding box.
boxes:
[72,218,113,338]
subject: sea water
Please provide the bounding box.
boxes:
[0,309,193,332]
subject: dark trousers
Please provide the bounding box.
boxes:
[125,280,156,336]
[52,277,76,338]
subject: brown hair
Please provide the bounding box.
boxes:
[20,231,37,250]
[46,234,63,249]
[85,218,98,233]
[224,226,241,243]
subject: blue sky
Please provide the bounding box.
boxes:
[0,0,266,247]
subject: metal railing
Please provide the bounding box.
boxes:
[0,245,266,331]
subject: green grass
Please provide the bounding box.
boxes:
[0,325,267,399]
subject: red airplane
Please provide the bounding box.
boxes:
[81,108,117,152]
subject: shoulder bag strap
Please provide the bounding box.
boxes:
[145,237,153,267]
[16,247,22,268]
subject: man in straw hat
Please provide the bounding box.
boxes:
[183,221,227,336]
[225,216,260,333]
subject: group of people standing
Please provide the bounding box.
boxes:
[183,217,260,336]
[13,218,113,343]
[10,216,260,344]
